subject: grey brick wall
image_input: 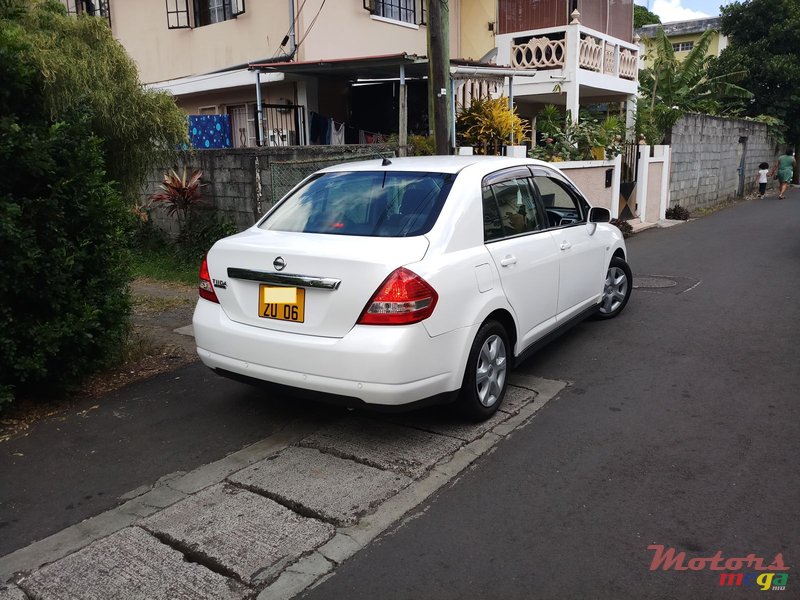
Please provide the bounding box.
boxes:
[143,145,394,235]
[669,114,778,211]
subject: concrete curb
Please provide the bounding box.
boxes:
[256,376,566,600]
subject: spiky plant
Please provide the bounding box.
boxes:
[149,168,207,231]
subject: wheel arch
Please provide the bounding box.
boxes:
[482,308,517,358]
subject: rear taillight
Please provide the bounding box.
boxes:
[199,255,219,304]
[358,267,438,325]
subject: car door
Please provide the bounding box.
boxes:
[482,169,560,352]
[531,168,606,321]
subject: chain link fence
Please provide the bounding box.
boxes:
[269,152,393,207]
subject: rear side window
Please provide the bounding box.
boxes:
[482,177,542,241]
[260,171,455,237]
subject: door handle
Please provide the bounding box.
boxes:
[500,255,517,267]
[560,241,572,251]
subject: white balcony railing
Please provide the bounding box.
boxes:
[511,36,566,69]
[509,25,638,81]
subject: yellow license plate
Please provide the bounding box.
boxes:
[258,285,305,322]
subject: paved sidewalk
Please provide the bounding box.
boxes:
[0,375,566,600]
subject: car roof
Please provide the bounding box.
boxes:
[317,155,552,177]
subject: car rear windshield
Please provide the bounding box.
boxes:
[259,171,455,237]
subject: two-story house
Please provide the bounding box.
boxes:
[66,0,638,149]
[636,17,728,69]
[495,0,639,132]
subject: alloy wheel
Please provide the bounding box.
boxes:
[600,266,628,315]
[475,334,507,408]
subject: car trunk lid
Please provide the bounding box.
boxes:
[205,229,430,338]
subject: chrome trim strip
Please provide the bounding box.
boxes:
[227,267,341,290]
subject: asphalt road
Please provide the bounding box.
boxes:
[2,193,798,599]
[301,194,800,599]
[0,365,345,556]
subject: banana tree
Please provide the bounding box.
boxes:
[638,28,753,143]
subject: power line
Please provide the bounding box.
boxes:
[270,0,309,59]
[296,0,328,48]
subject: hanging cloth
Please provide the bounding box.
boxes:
[330,121,346,145]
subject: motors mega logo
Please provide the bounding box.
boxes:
[647,545,790,591]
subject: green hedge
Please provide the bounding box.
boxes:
[0,24,131,407]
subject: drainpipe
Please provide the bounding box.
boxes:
[288,0,296,56]
[255,71,265,146]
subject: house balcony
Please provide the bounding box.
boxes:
[495,20,639,111]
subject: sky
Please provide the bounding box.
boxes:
[634,0,730,22]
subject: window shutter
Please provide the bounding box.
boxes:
[166,0,192,28]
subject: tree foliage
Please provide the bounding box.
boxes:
[0,19,132,406]
[0,0,188,406]
[3,0,187,200]
[634,4,661,28]
[710,0,800,151]
[637,28,752,143]
[529,105,624,162]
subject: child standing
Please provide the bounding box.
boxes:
[756,162,770,198]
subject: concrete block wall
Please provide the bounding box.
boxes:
[669,114,778,211]
[144,145,393,235]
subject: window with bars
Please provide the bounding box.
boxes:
[61,0,112,28]
[165,0,245,29]
[364,0,420,25]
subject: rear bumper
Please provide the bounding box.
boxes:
[193,299,477,406]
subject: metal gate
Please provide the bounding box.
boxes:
[255,104,307,147]
[618,142,640,220]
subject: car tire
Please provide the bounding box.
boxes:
[594,256,632,320]
[458,320,510,421]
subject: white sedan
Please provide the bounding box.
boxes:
[193,156,631,420]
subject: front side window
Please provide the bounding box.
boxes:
[533,175,587,227]
[260,171,454,237]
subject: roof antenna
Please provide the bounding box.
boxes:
[381,156,392,166]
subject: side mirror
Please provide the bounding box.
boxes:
[588,207,611,223]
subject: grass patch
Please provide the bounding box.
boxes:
[119,331,158,363]
[131,245,198,286]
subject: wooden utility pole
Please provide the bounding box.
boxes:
[427,0,451,155]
